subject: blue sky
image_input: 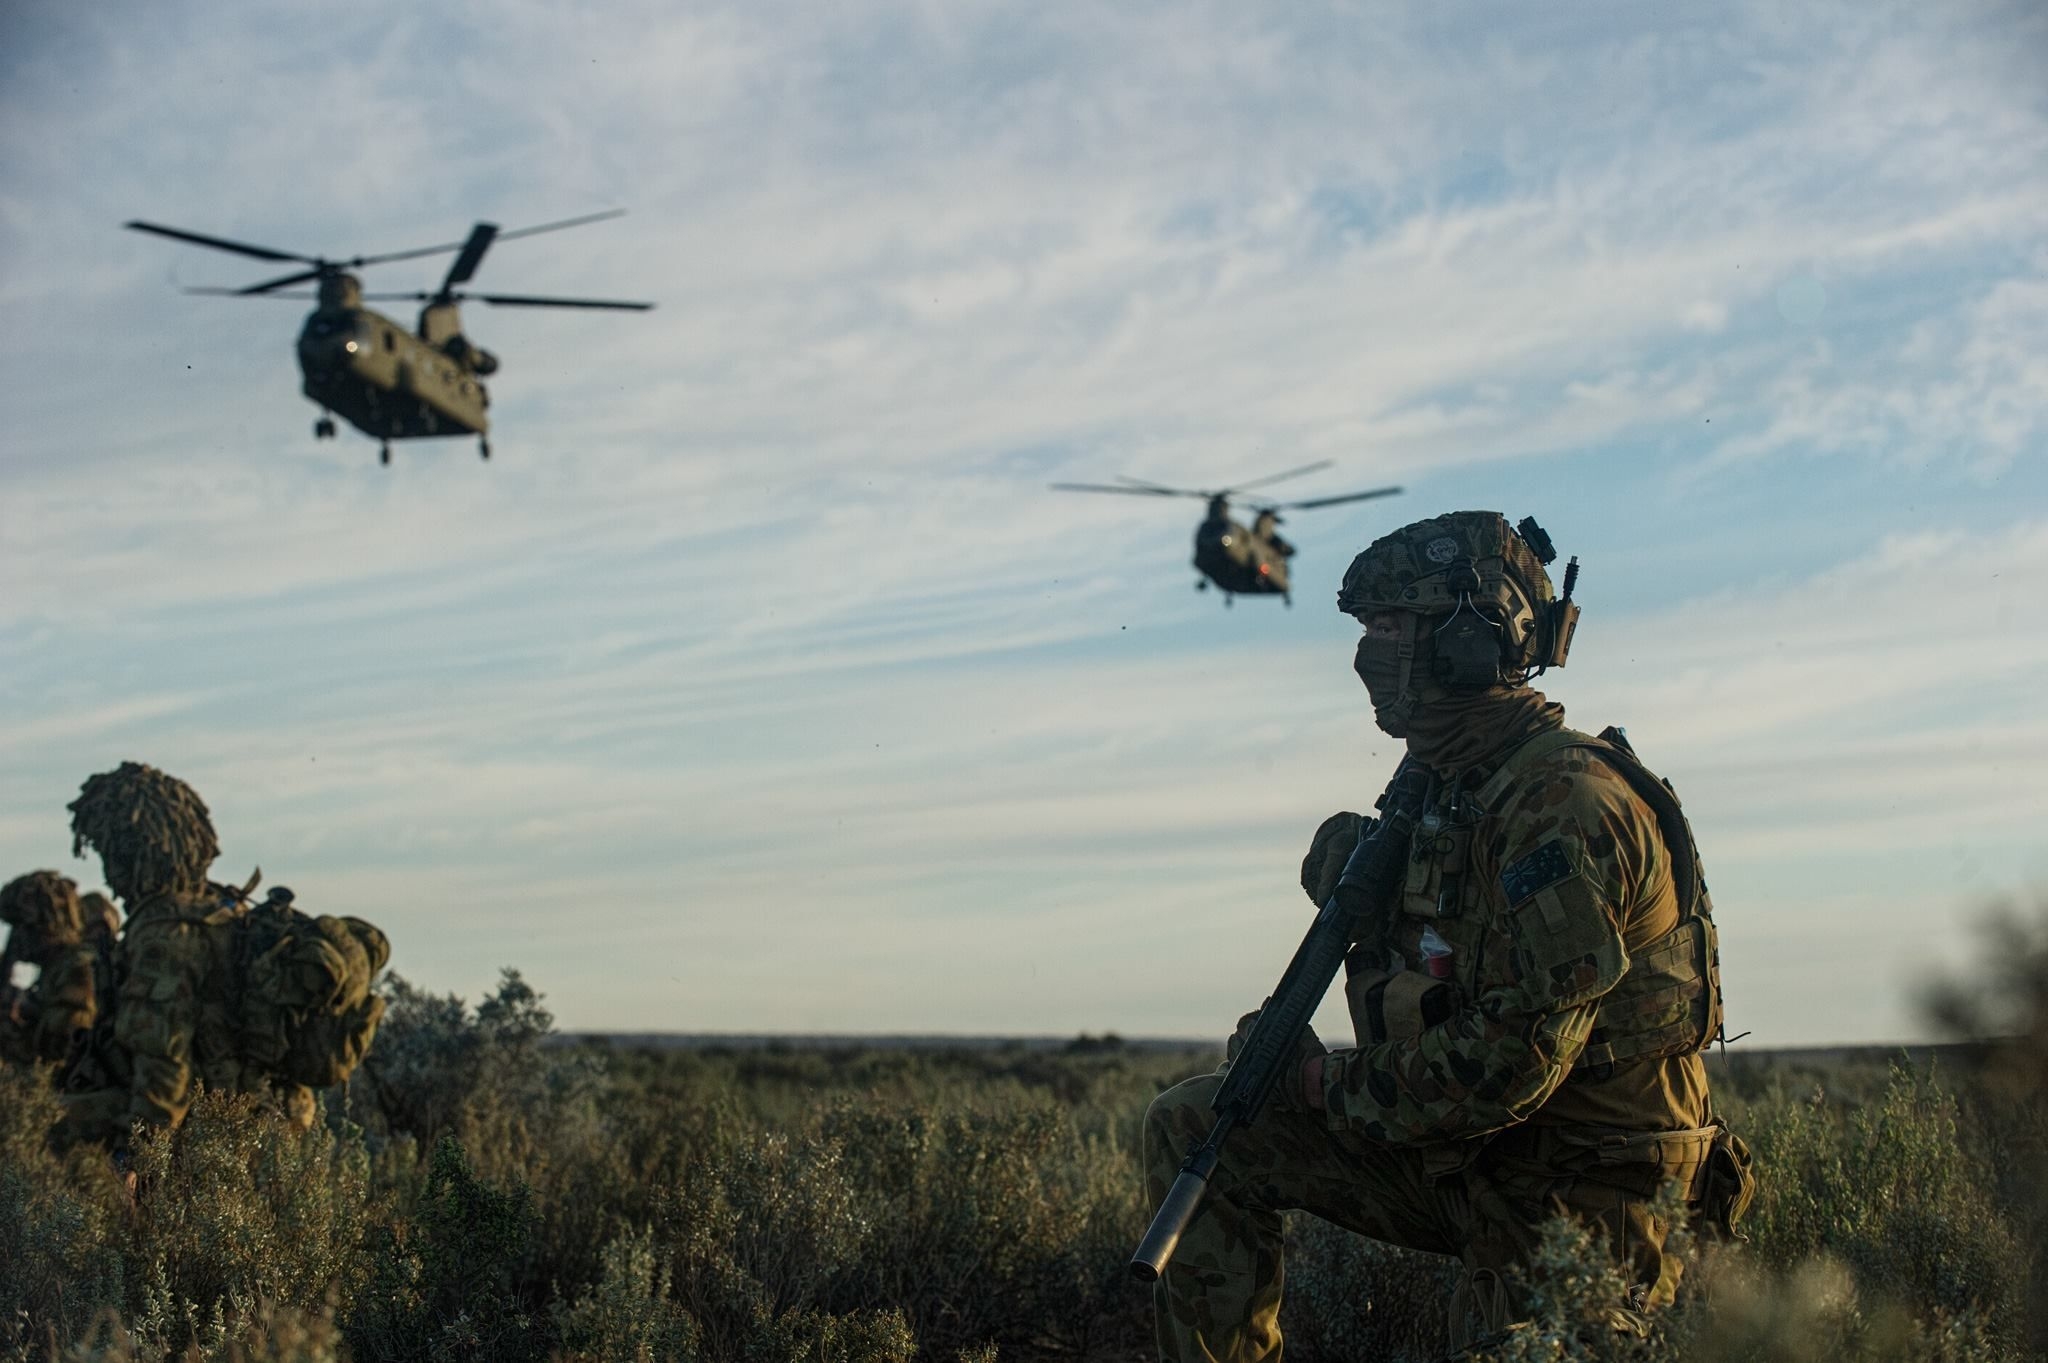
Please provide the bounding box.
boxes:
[2,0,2044,1044]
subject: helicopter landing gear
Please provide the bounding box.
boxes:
[478,436,491,461]
[313,415,336,439]
[1223,593,1234,609]
[378,441,391,467]
[1195,579,1208,592]
[1283,593,1293,608]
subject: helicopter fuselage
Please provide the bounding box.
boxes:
[127,212,649,462]
[297,299,491,442]
[1193,512,1296,600]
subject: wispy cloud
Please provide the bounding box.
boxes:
[3,0,2044,1042]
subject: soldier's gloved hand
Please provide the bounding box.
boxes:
[1225,1007,1328,1114]
[1301,811,1367,906]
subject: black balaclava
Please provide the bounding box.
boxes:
[1355,619,1560,776]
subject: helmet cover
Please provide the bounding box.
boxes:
[1,870,85,946]
[1338,511,1560,679]
[68,761,220,902]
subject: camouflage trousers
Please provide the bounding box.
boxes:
[1143,1071,1681,1362]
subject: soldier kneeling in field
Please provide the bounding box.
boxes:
[56,761,390,1157]
[1144,512,1756,1358]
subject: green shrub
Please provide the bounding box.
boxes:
[817,1100,1143,1356]
[1740,1065,2027,1346]
[0,1064,126,1357]
[1279,1216,1459,1362]
[12,926,2048,1363]
[345,1136,545,1363]
[549,1227,698,1363]
[54,1298,348,1363]
[126,1090,374,1340]
[348,971,625,1295]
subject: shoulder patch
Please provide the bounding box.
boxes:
[1500,839,1577,907]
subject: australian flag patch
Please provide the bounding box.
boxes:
[1500,840,1576,907]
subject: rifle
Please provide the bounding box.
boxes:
[1130,756,1431,1281]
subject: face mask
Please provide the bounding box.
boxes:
[1353,634,1412,736]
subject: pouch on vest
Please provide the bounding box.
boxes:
[1695,1119,1758,1242]
[1344,953,1455,1047]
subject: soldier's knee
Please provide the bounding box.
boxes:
[1145,1073,1221,1167]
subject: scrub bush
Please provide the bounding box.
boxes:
[5,903,2045,1362]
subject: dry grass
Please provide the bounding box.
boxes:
[3,905,2044,1362]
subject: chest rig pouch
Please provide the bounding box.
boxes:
[1344,777,1485,1048]
[1474,725,1725,1071]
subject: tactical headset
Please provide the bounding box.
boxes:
[1340,512,1580,688]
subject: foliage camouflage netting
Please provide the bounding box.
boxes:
[66,762,221,900]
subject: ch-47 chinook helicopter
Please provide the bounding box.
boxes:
[125,211,653,465]
[1052,460,1402,606]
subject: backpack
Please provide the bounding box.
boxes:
[234,891,391,1089]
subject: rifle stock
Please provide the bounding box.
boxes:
[1130,757,1428,1282]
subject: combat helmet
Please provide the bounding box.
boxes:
[1339,511,1580,710]
[1,870,85,949]
[68,761,220,904]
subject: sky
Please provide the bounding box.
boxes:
[2,0,2044,1047]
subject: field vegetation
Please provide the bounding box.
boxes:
[3,905,2044,1363]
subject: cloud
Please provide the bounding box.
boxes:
[3,0,2045,1041]
[1704,262,2048,476]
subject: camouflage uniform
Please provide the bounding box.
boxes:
[1,871,106,1069]
[59,764,318,1148]
[1146,513,1744,1359]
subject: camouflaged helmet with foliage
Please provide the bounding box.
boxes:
[1338,511,1570,676]
[67,761,220,903]
[1,870,85,945]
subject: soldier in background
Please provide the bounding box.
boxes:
[1144,512,1753,1358]
[59,762,387,1152]
[57,761,266,1150]
[0,870,111,1070]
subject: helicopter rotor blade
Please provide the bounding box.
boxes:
[438,223,501,293]
[1049,482,1206,498]
[335,211,628,271]
[466,291,655,310]
[353,289,653,311]
[125,220,314,264]
[1111,474,1203,495]
[1272,485,1405,511]
[233,267,328,295]
[183,287,320,299]
[492,209,629,244]
[1225,459,1336,494]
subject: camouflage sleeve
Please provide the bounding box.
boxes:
[1321,755,1658,1145]
[29,945,99,1063]
[112,918,207,1132]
